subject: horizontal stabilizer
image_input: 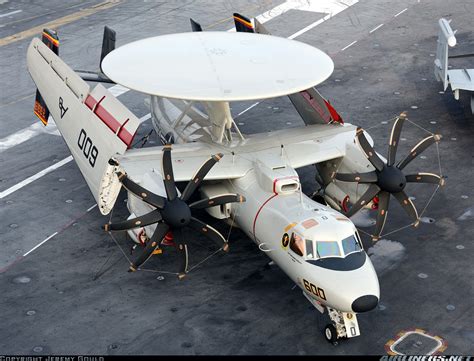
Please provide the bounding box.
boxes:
[233,13,254,33]
[76,70,115,83]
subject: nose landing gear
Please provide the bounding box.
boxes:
[323,307,360,344]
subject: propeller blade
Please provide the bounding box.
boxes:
[393,191,419,224]
[188,217,229,252]
[346,184,381,218]
[162,144,178,201]
[372,191,390,241]
[176,243,189,280]
[387,112,406,166]
[180,153,224,202]
[405,172,445,186]
[117,172,165,209]
[173,229,189,280]
[356,128,385,172]
[334,172,378,183]
[189,194,246,209]
[129,222,169,272]
[104,209,162,231]
[397,134,441,170]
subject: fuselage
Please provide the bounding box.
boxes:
[229,166,380,313]
[126,157,379,314]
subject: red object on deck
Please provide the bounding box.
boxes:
[371,196,379,210]
[161,231,175,246]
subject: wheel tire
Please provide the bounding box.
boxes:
[324,324,338,343]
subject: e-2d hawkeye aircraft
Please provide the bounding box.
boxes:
[26,13,444,343]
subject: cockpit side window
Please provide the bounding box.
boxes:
[306,239,314,259]
[316,241,341,258]
[289,232,304,257]
[341,234,362,255]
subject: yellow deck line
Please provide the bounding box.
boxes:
[0,0,120,47]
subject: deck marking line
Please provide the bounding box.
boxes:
[369,23,384,33]
[0,1,120,47]
[23,232,58,256]
[394,8,408,17]
[0,10,22,18]
[341,40,358,51]
[0,156,73,199]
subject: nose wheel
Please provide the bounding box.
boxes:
[324,324,338,344]
[322,307,360,343]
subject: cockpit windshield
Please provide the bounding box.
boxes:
[291,232,363,260]
[341,234,362,255]
[315,241,341,258]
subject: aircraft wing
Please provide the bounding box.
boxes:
[117,123,355,183]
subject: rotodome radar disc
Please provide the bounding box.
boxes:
[101,31,334,101]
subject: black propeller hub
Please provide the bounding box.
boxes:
[377,165,406,193]
[161,198,191,228]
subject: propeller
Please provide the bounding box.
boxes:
[334,112,444,241]
[104,146,245,278]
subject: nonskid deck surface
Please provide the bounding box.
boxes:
[0,0,473,355]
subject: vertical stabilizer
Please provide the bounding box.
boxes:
[34,29,59,125]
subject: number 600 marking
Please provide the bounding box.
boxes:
[77,129,98,167]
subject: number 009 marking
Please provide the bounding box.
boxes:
[78,129,98,167]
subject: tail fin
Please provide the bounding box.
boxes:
[75,26,115,83]
[435,18,457,90]
[288,88,343,125]
[34,29,59,125]
[245,16,343,125]
[27,37,141,214]
[190,18,203,32]
[233,13,254,33]
[100,26,116,73]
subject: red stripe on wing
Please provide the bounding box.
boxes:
[84,94,135,147]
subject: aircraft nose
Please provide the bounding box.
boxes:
[352,295,379,313]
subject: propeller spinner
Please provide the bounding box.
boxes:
[104,146,245,278]
[334,113,444,241]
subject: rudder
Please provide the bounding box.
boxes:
[34,28,59,125]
